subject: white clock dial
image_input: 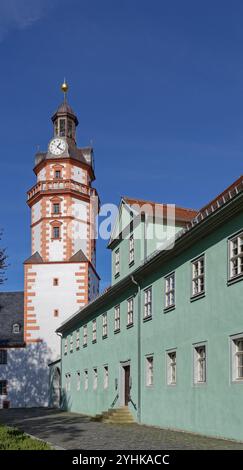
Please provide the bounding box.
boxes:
[49,138,66,156]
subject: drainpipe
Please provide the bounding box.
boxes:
[131,275,141,423]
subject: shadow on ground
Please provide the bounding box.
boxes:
[1,408,243,450]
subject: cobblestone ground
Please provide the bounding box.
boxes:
[1,408,243,450]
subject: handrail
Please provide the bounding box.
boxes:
[27,179,96,200]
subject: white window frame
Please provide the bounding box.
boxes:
[228,232,243,281]
[115,248,120,275]
[104,365,109,389]
[92,320,97,342]
[102,313,108,338]
[76,329,80,349]
[191,255,205,298]
[93,368,98,390]
[193,343,207,385]
[70,334,73,353]
[84,370,88,391]
[129,234,135,264]
[144,287,152,319]
[127,297,134,326]
[231,334,243,382]
[77,371,81,391]
[146,355,154,387]
[164,272,175,309]
[114,305,120,332]
[83,325,87,347]
[166,349,177,385]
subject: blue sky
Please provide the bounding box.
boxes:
[1,0,243,292]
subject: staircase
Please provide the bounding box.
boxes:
[91,406,135,424]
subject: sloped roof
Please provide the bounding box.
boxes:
[24,252,43,265]
[0,292,25,347]
[51,100,79,125]
[69,249,89,263]
[122,196,197,222]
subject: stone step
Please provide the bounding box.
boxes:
[92,406,135,424]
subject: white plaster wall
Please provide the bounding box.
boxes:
[28,263,87,360]
[73,220,88,256]
[37,168,46,182]
[32,224,41,254]
[0,345,50,408]
[48,239,65,262]
[32,200,41,224]
[72,166,87,184]
[72,199,89,221]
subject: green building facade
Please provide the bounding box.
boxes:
[56,177,243,442]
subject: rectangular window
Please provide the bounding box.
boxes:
[146,356,154,386]
[127,297,134,326]
[84,370,88,391]
[53,278,59,286]
[70,334,73,353]
[55,170,61,179]
[144,287,152,319]
[129,234,135,264]
[83,325,87,347]
[229,233,243,280]
[231,335,243,381]
[114,305,120,332]
[194,344,207,384]
[67,119,73,138]
[93,368,98,390]
[115,249,120,275]
[77,371,80,391]
[54,309,59,317]
[0,350,7,365]
[191,256,205,297]
[92,320,97,343]
[64,338,68,355]
[53,203,60,214]
[59,118,66,137]
[0,380,8,395]
[53,226,60,239]
[102,313,108,338]
[165,273,175,309]
[76,329,80,349]
[167,350,177,385]
[104,365,109,389]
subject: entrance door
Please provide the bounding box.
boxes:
[52,367,61,408]
[123,365,130,406]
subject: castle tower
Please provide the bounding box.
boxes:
[23,83,100,405]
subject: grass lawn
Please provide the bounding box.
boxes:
[0,424,51,450]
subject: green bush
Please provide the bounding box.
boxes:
[0,425,51,450]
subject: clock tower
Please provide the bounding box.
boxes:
[23,82,100,406]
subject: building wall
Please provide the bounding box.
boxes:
[24,262,89,359]
[60,210,243,442]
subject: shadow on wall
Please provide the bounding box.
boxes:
[2,341,52,407]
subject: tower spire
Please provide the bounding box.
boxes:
[61,78,69,103]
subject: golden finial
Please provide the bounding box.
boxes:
[61,78,69,101]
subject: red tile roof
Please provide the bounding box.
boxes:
[122,196,197,223]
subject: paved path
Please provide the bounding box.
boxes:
[1,408,243,450]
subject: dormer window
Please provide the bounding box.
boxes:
[12,323,20,334]
[59,119,66,137]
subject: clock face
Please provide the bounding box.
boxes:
[49,138,66,156]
